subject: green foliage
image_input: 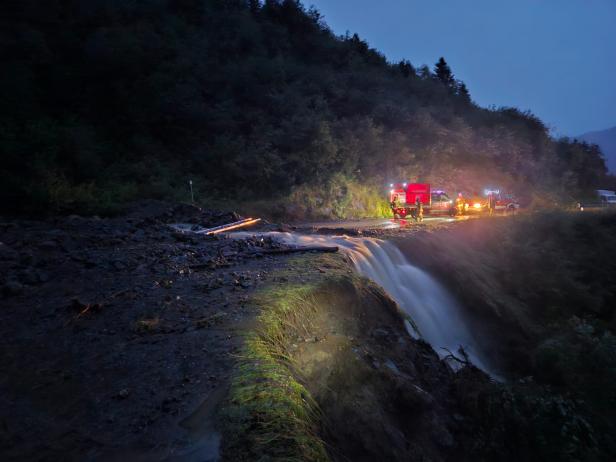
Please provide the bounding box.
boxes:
[0,0,608,216]
[442,212,616,460]
[223,284,329,462]
[286,174,391,220]
[456,376,600,461]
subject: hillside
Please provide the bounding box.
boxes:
[0,0,608,216]
[579,126,616,173]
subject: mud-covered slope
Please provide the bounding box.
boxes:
[294,277,464,461]
[222,254,493,462]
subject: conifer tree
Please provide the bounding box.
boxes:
[418,64,432,79]
[398,59,416,78]
[434,57,455,89]
[456,81,471,103]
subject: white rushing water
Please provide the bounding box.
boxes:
[233,231,493,374]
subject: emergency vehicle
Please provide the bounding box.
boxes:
[389,183,456,219]
[485,189,520,212]
[461,189,519,214]
[462,193,488,214]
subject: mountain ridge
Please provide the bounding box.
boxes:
[0,0,609,215]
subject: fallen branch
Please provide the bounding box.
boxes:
[440,346,471,366]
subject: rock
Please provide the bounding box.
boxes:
[431,423,455,448]
[116,388,130,399]
[19,251,37,266]
[371,327,390,340]
[38,271,50,283]
[3,280,24,296]
[132,229,146,241]
[398,383,435,410]
[0,242,18,261]
[19,269,40,285]
[38,241,58,251]
[384,359,400,375]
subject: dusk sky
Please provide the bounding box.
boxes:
[308,0,616,136]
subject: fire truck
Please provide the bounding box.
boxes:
[389,183,456,219]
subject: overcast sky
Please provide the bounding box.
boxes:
[308,0,616,136]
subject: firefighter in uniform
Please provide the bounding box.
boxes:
[391,195,400,217]
[455,192,465,216]
[488,193,496,216]
[415,197,424,222]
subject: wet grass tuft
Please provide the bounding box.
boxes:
[222,284,329,462]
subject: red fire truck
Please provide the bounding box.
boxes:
[389,183,456,219]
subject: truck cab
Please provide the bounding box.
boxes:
[430,190,455,213]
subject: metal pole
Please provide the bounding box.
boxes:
[189,180,194,204]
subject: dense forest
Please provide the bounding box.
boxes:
[0,0,609,216]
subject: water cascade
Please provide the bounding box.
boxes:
[234,232,493,374]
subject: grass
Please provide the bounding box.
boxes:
[222,283,330,462]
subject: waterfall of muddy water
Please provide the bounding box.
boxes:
[232,232,494,375]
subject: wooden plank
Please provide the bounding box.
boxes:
[193,218,262,235]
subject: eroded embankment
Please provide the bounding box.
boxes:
[221,214,611,461]
[221,252,492,462]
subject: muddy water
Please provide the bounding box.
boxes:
[234,232,495,375]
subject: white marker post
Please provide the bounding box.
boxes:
[189,180,194,204]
